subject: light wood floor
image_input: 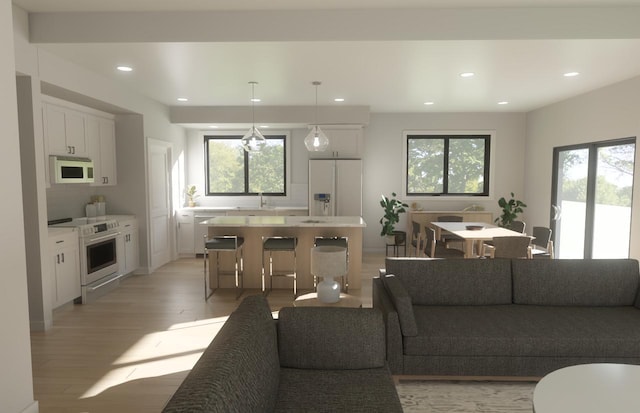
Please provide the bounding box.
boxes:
[31,252,386,413]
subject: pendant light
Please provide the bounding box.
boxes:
[241,81,266,152]
[304,81,330,152]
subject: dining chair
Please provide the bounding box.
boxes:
[410,221,425,257]
[509,220,526,234]
[531,226,554,258]
[487,236,532,259]
[436,215,464,250]
[424,227,465,259]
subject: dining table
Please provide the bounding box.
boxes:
[430,221,526,258]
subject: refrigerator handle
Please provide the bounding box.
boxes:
[332,162,337,216]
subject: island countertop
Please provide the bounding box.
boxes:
[200,215,366,227]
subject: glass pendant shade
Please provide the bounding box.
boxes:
[305,81,330,152]
[242,81,266,152]
[304,125,330,151]
[241,126,266,152]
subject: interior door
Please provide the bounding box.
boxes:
[552,138,635,258]
[147,138,172,271]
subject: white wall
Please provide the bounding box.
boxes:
[183,111,527,251]
[184,127,312,209]
[526,75,640,259]
[13,4,187,329]
[363,112,527,251]
[1,2,37,412]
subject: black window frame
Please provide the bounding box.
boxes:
[204,134,287,196]
[405,133,491,196]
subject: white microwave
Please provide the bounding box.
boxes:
[50,155,94,184]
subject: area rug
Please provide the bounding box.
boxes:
[396,380,535,412]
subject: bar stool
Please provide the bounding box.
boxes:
[204,235,244,300]
[262,236,298,297]
[313,236,349,292]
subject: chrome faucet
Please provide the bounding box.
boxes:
[259,192,267,208]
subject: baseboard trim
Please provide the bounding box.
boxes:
[21,400,39,413]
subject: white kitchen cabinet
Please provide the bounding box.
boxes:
[119,218,139,275]
[87,115,117,186]
[43,102,88,157]
[177,209,195,255]
[308,127,363,159]
[49,231,81,308]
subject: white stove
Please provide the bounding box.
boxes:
[50,217,120,238]
[49,216,125,303]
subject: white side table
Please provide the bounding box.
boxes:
[533,363,640,413]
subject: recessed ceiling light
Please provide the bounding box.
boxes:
[177,97,188,102]
[498,101,509,105]
[564,72,580,77]
[116,66,133,72]
[334,98,345,102]
[460,72,475,78]
[251,98,261,102]
[260,125,270,128]
[208,125,218,128]
[424,101,435,106]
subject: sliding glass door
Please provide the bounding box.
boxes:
[551,138,635,259]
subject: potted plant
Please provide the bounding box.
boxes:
[494,192,527,228]
[185,184,199,207]
[379,192,409,245]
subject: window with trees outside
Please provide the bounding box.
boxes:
[406,133,491,196]
[205,135,286,196]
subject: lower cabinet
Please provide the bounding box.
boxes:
[49,231,81,308]
[177,210,195,255]
[119,218,139,275]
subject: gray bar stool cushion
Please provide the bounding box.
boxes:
[263,237,297,250]
[206,237,244,250]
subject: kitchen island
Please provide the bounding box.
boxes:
[201,216,366,292]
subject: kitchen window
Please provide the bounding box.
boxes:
[205,135,286,196]
[405,133,491,196]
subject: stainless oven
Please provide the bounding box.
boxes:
[50,217,124,303]
[79,220,124,303]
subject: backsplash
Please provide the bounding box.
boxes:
[46,185,99,220]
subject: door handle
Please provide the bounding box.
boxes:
[552,204,561,221]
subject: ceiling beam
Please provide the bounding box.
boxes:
[28,7,640,43]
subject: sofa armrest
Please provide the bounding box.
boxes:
[373,277,404,374]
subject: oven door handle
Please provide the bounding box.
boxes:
[87,232,121,243]
[88,273,126,292]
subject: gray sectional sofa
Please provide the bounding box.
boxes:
[162,294,402,413]
[373,257,640,377]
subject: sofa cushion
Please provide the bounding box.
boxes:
[275,368,402,413]
[162,295,280,413]
[512,259,640,306]
[384,258,513,305]
[404,305,640,358]
[381,274,418,336]
[278,307,385,369]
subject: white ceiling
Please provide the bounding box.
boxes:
[13,0,640,120]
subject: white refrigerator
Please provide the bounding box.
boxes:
[308,159,362,216]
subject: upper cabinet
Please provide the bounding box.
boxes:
[308,127,364,159]
[87,116,117,186]
[43,99,117,186]
[43,102,88,157]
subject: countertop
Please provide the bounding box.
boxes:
[200,215,366,227]
[181,206,308,212]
